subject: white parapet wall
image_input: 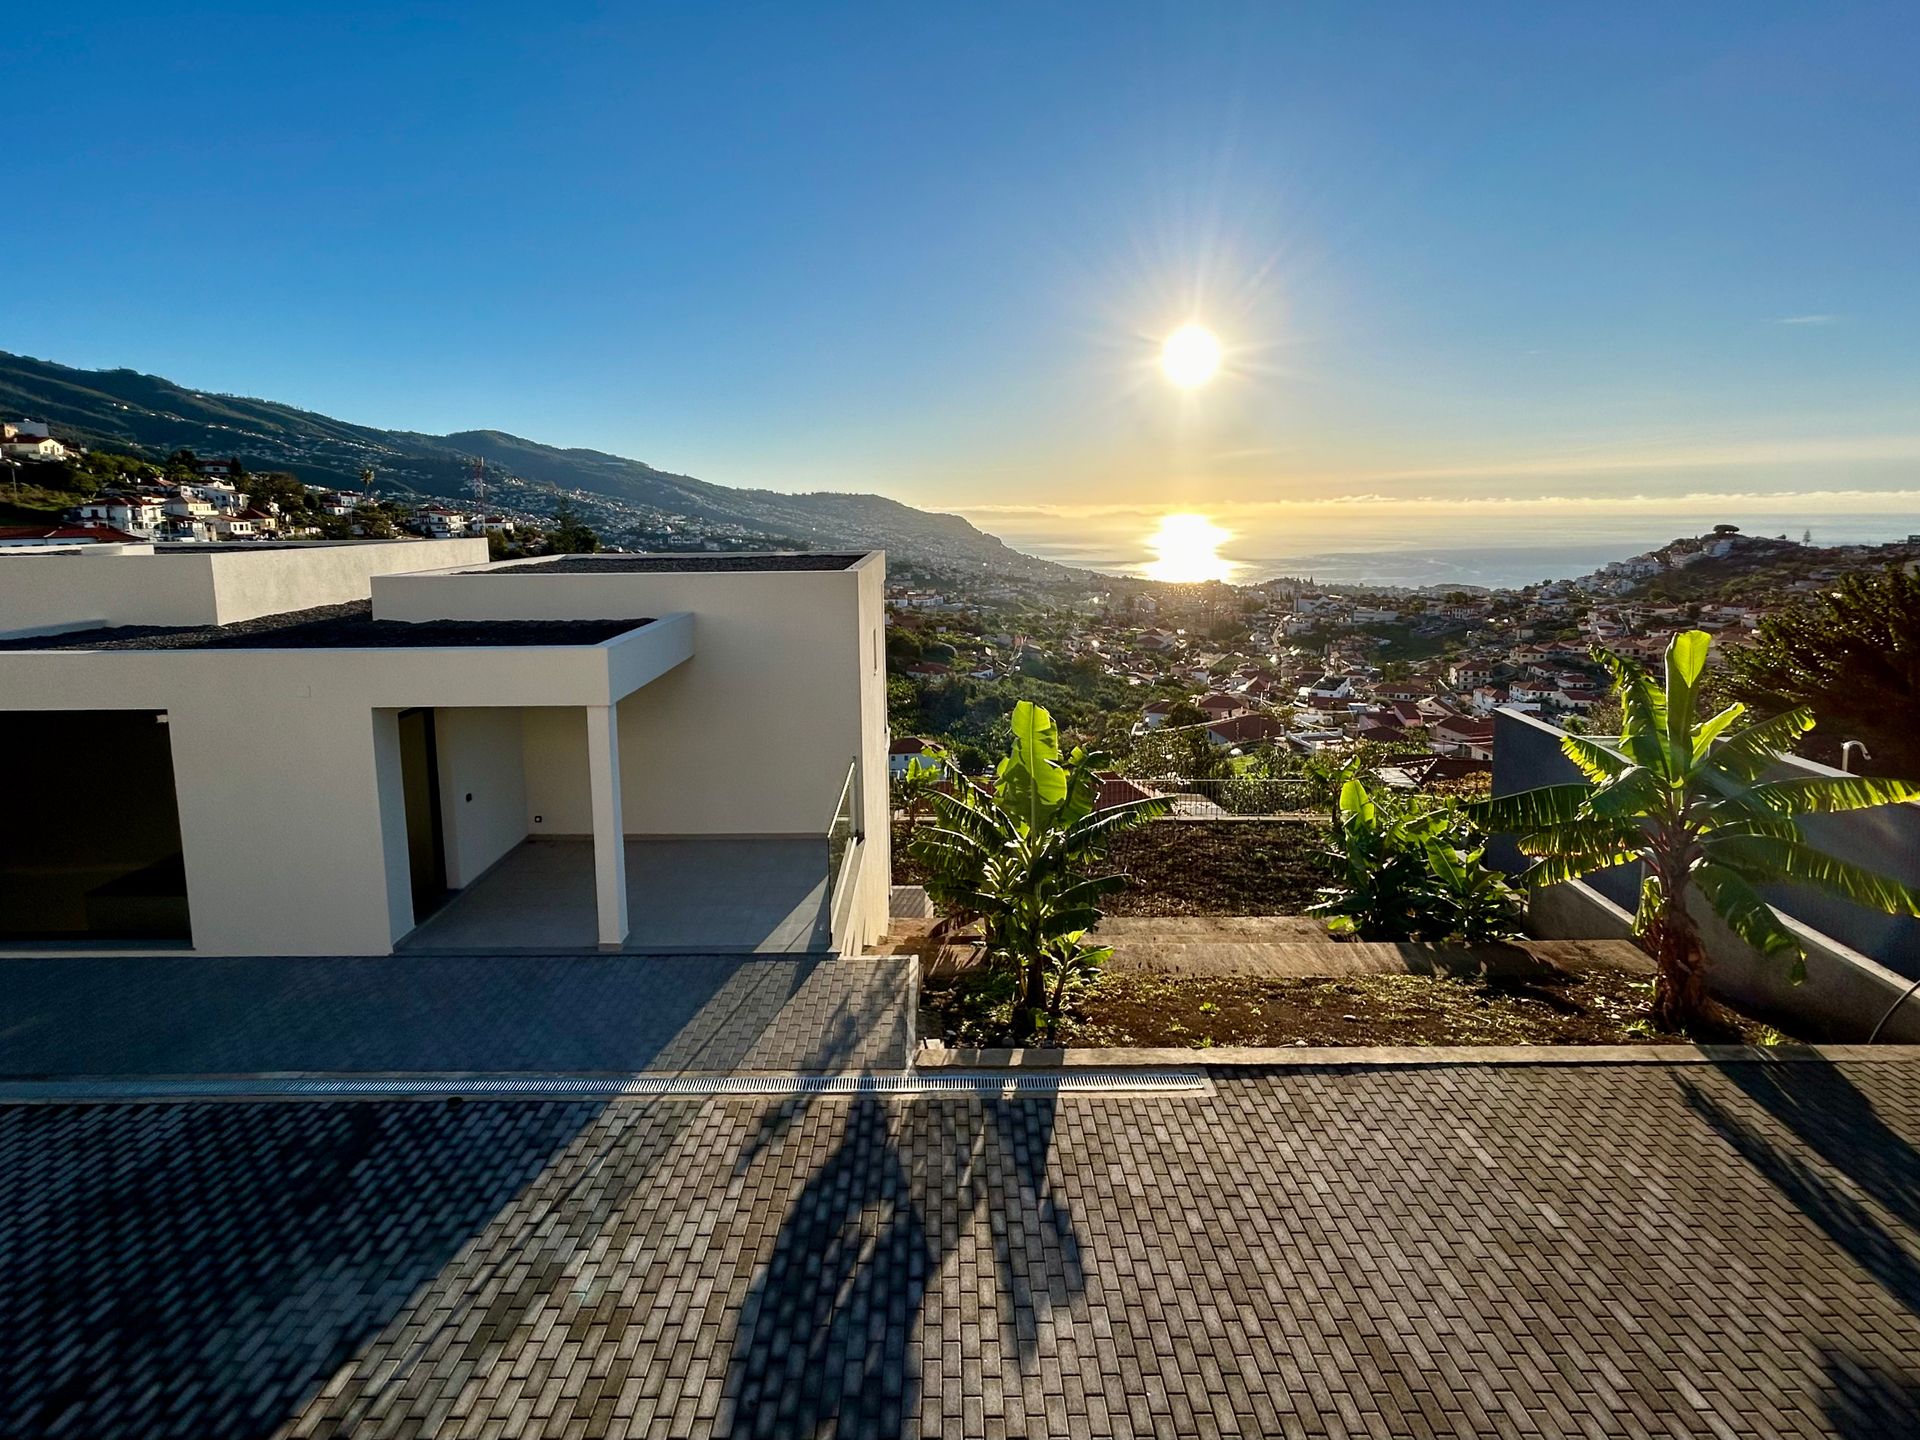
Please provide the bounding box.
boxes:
[0,538,489,637]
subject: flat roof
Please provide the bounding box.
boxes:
[0,602,649,652]
[483,552,865,575]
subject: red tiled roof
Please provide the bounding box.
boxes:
[1206,713,1287,745]
[1095,775,1160,809]
[0,523,142,544]
[1432,716,1496,742]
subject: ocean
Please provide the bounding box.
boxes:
[958,499,1920,590]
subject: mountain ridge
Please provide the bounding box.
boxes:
[0,350,1069,577]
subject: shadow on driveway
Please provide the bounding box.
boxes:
[1678,1060,1920,1318]
[0,1099,611,1439]
[722,1090,1082,1439]
[0,952,908,1075]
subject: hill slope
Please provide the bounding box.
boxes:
[0,350,1065,576]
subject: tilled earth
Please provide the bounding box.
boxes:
[924,966,1802,1048]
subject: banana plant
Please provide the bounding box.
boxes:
[914,701,1169,1044]
[893,749,947,830]
[1311,773,1522,943]
[1476,629,1920,1030]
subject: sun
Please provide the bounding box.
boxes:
[1160,324,1222,388]
[1142,512,1235,583]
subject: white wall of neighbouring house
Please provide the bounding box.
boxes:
[0,538,488,638]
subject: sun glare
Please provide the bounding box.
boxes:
[1160,324,1222,388]
[1142,512,1235,583]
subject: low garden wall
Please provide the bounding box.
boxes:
[1529,878,1920,1043]
[1492,707,1920,976]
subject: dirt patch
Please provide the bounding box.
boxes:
[894,818,1332,914]
[921,966,1803,1049]
[890,817,1328,917]
[1102,820,1329,916]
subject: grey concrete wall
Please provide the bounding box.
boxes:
[1491,707,1920,977]
[1529,878,1920,1043]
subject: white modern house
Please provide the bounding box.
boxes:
[0,543,890,959]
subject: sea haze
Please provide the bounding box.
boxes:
[962,501,1920,590]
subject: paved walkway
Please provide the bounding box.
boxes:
[0,953,911,1075]
[5,1059,1919,1437]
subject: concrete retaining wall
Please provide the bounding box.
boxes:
[1493,707,1920,976]
[1528,878,1920,1043]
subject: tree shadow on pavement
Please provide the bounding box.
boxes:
[1677,1061,1920,1317]
[722,1090,1083,1439]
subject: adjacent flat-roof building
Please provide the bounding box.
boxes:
[0,543,889,958]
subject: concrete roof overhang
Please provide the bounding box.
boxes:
[0,611,693,712]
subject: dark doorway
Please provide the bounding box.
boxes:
[397,708,449,921]
[0,710,191,943]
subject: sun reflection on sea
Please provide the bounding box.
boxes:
[1141,512,1236,583]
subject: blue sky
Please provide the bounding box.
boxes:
[5,2,1918,518]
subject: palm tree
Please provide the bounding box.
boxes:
[1477,630,1920,1030]
[915,701,1169,1044]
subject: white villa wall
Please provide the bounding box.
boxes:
[851,554,890,947]
[205,540,487,624]
[376,555,893,949]
[379,561,879,835]
[0,538,486,638]
[0,550,216,634]
[0,627,682,955]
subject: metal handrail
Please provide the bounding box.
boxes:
[825,758,861,945]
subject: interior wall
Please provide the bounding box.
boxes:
[522,706,591,835]
[434,707,529,887]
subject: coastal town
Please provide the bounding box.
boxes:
[883,522,1920,788]
[6,411,1917,794]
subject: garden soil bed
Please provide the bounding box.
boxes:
[920,966,1805,1049]
[895,818,1331,917]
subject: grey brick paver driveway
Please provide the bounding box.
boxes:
[0,953,912,1074]
[5,1059,1920,1437]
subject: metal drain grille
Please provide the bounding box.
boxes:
[0,1069,1211,1104]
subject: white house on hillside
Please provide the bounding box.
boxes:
[0,544,891,959]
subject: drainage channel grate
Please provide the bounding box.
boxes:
[0,1070,1213,1104]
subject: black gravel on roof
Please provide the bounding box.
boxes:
[0,602,650,651]
[486,553,863,574]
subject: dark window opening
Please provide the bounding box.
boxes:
[0,711,191,943]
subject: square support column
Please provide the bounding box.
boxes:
[585,704,629,949]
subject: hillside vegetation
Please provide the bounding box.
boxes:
[0,350,1067,576]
